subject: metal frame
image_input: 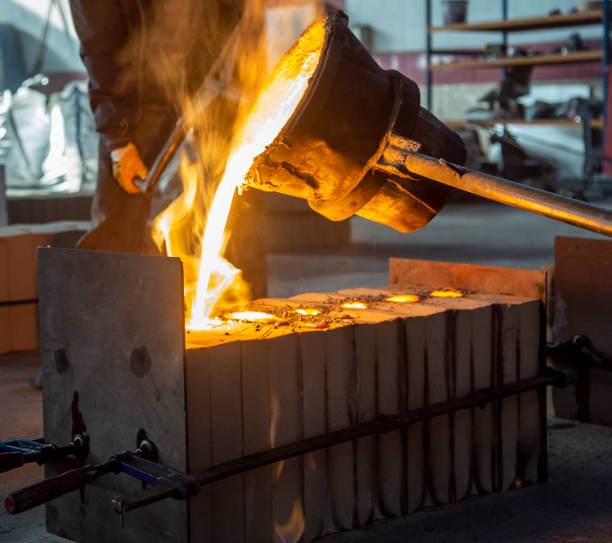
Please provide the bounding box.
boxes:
[424,0,610,142]
[4,366,571,516]
[113,368,570,515]
[38,247,188,543]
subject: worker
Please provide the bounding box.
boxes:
[68,0,267,297]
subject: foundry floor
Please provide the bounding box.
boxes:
[267,198,611,297]
[2,199,612,542]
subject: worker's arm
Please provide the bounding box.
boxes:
[69,0,136,150]
[69,0,149,192]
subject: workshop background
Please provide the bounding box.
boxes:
[1,0,612,542]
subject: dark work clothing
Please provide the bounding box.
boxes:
[69,0,267,297]
[69,0,164,150]
[69,0,243,150]
[69,0,177,254]
[76,104,176,255]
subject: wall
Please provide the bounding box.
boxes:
[345,0,602,53]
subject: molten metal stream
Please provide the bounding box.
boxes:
[186,20,326,330]
[156,10,612,334]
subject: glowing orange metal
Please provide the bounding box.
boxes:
[430,288,463,298]
[296,308,321,316]
[228,311,279,323]
[154,19,327,331]
[385,294,420,303]
[341,302,367,309]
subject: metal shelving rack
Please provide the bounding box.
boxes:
[424,1,611,130]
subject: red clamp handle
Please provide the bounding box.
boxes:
[4,465,95,514]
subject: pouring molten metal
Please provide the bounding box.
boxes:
[241,11,612,239]
[155,19,327,330]
[188,20,326,330]
[183,10,463,329]
[156,10,612,331]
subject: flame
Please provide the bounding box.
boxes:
[342,302,367,309]
[228,311,279,323]
[430,288,463,298]
[295,308,320,316]
[274,497,305,543]
[385,294,420,303]
[153,16,326,331]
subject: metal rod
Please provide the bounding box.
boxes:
[134,119,187,194]
[115,368,572,514]
[195,369,569,488]
[0,299,38,307]
[403,153,612,237]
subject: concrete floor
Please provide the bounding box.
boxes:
[1,199,612,541]
[324,420,612,543]
[268,199,610,297]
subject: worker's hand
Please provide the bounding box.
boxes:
[110,142,148,194]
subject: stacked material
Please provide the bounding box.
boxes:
[39,248,545,543]
[185,286,543,542]
[0,222,85,353]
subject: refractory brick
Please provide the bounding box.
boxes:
[184,288,543,542]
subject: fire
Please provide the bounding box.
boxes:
[385,294,420,303]
[295,308,320,316]
[228,311,279,323]
[274,497,305,543]
[342,302,367,309]
[430,288,463,298]
[153,17,326,331]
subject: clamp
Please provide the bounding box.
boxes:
[5,439,199,516]
[0,435,88,474]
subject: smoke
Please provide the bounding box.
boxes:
[119,0,324,323]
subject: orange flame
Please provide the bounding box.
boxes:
[190,20,325,330]
[274,497,305,543]
[385,294,420,303]
[153,17,326,330]
[430,288,463,298]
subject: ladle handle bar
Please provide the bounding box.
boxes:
[404,153,612,238]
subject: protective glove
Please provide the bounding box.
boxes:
[110,142,149,194]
